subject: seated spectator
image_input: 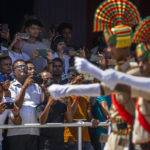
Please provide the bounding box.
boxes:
[0,79,21,150]
[64,74,99,150]
[6,59,44,150]
[51,35,69,79]
[8,34,30,64]
[57,23,73,47]
[0,55,13,81]
[21,19,51,73]
[52,58,68,84]
[36,78,72,150]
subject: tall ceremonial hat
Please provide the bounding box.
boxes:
[93,0,141,48]
[133,16,150,62]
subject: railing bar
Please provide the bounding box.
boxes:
[0,122,109,129]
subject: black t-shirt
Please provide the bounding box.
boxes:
[36,100,67,144]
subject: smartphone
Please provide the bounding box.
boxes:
[4,102,15,109]
[83,74,94,81]
[32,75,43,85]
[18,33,30,40]
[36,49,48,57]
[2,24,9,32]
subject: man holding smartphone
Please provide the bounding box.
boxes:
[6,59,44,150]
[0,79,21,150]
[21,19,51,73]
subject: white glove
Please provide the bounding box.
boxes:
[75,57,106,80]
[48,83,101,99]
[74,57,118,89]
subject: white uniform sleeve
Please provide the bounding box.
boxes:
[103,69,150,92]
[48,83,101,100]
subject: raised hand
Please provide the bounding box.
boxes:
[23,76,34,89]
[30,51,39,61]
[0,103,6,114]
[11,105,20,117]
[74,57,93,74]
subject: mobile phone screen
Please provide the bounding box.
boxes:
[36,49,48,57]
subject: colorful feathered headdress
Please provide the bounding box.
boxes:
[93,0,141,48]
[132,16,150,61]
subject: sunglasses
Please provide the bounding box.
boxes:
[14,65,28,69]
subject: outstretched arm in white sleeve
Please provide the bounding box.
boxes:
[48,83,101,100]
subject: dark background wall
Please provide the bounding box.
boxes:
[34,0,87,47]
[0,0,34,36]
[0,0,150,48]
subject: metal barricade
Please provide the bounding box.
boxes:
[0,121,110,150]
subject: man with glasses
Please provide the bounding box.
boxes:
[6,59,44,150]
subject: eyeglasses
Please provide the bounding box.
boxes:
[14,65,28,69]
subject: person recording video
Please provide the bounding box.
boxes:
[6,59,44,150]
[0,75,21,150]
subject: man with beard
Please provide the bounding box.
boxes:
[52,58,68,84]
[6,59,44,150]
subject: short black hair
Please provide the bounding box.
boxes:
[12,59,26,70]
[52,58,63,66]
[26,61,34,65]
[0,56,11,65]
[51,35,66,51]
[58,23,72,34]
[24,19,43,29]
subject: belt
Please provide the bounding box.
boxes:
[111,122,131,135]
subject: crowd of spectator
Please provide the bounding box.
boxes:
[0,17,113,150]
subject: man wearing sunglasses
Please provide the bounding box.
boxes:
[6,59,44,150]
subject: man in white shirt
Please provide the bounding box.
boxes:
[7,59,44,150]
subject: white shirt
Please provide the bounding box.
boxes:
[7,79,43,136]
[9,51,30,64]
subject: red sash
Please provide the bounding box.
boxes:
[111,93,133,124]
[136,97,150,133]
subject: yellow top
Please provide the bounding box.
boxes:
[64,96,91,142]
